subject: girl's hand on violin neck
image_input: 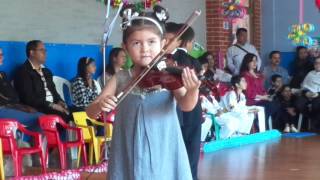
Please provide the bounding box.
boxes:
[182,67,201,92]
[99,95,118,112]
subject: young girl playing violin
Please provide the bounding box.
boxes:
[86,6,200,180]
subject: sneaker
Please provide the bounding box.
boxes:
[283,126,290,133]
[290,125,299,133]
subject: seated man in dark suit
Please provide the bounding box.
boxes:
[0,47,43,134]
[14,40,70,122]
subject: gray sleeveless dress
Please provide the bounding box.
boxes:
[107,70,192,180]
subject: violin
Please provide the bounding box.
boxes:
[138,56,184,91]
[200,78,230,101]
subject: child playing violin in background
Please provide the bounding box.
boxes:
[165,22,202,180]
[86,6,200,180]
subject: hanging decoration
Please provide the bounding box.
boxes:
[288,0,316,47]
[108,0,161,9]
[221,0,247,21]
[144,0,162,9]
[111,0,128,8]
[288,24,315,47]
[316,0,320,10]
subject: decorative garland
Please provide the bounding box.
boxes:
[11,161,108,180]
[106,0,161,9]
[111,0,128,8]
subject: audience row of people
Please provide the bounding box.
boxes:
[200,43,320,139]
[0,30,319,139]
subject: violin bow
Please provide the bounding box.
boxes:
[114,9,202,107]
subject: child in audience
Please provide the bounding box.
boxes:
[276,85,299,132]
[200,92,244,140]
[268,74,283,99]
[199,51,232,83]
[86,6,199,180]
[220,75,264,134]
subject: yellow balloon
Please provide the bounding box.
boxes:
[298,31,305,36]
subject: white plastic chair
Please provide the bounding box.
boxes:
[94,79,102,94]
[268,116,273,130]
[52,76,72,102]
[97,76,103,87]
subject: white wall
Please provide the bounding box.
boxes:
[0,0,206,47]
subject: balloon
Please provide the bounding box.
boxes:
[316,0,320,10]
[221,0,247,20]
[288,23,316,47]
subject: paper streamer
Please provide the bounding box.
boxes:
[10,161,108,180]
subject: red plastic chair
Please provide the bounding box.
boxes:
[38,115,87,169]
[0,119,46,177]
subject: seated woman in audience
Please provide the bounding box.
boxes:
[268,74,283,99]
[71,57,101,112]
[295,57,320,129]
[240,53,271,104]
[99,47,126,87]
[290,46,314,89]
[240,53,279,129]
[276,85,298,133]
[0,48,42,133]
[199,51,232,83]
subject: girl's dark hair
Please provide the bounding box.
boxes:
[296,46,307,54]
[121,5,169,44]
[295,46,307,60]
[277,84,291,99]
[231,75,242,88]
[278,84,290,94]
[239,53,258,74]
[77,57,95,86]
[106,47,125,75]
[122,15,165,43]
[179,25,195,48]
